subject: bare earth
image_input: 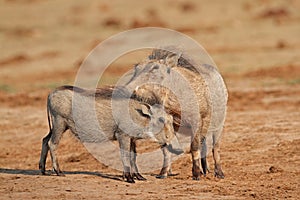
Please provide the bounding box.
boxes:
[0,0,300,199]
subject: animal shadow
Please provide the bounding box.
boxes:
[0,168,123,182]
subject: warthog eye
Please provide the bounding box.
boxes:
[158,117,165,123]
[152,65,159,70]
[149,65,159,72]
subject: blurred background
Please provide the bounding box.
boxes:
[0,0,299,92]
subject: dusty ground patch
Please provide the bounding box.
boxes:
[0,0,300,199]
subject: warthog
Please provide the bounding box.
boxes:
[124,48,228,180]
[39,85,180,183]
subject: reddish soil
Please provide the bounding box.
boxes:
[0,0,300,199]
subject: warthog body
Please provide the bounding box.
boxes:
[125,48,228,180]
[39,85,177,183]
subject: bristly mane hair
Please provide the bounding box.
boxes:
[131,91,161,106]
[57,85,132,99]
[148,48,199,74]
[57,85,162,104]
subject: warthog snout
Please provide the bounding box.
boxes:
[164,136,184,155]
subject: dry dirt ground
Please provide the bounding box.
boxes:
[0,0,300,199]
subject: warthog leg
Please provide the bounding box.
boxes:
[117,133,135,183]
[156,145,171,179]
[191,156,201,180]
[198,115,210,179]
[39,131,52,175]
[212,133,224,178]
[48,116,66,176]
[130,139,146,181]
[191,133,201,180]
[200,137,208,176]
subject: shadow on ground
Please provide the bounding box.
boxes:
[0,168,123,181]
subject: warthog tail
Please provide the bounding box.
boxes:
[47,94,52,132]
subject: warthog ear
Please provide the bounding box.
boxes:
[165,53,181,68]
[139,103,152,117]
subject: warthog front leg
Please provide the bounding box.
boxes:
[130,139,146,181]
[201,137,208,176]
[191,133,201,180]
[192,142,209,180]
[198,116,210,178]
[156,145,172,179]
[212,133,224,178]
[39,131,52,175]
[117,133,135,183]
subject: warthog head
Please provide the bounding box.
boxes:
[125,52,180,90]
[124,52,182,108]
[123,51,184,129]
[136,103,182,155]
[139,103,173,144]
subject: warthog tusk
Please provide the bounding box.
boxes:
[167,144,184,155]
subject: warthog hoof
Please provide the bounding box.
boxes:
[133,173,146,181]
[192,160,201,181]
[53,168,65,176]
[39,164,46,175]
[124,172,135,183]
[214,170,225,179]
[156,171,178,179]
[126,177,135,183]
[156,174,167,179]
[214,165,225,179]
[40,171,46,175]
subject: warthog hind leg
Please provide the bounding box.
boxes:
[201,138,208,176]
[201,157,207,176]
[48,116,66,176]
[39,131,52,175]
[191,131,202,180]
[212,133,224,179]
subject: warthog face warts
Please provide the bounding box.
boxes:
[125,53,179,91]
[142,104,174,145]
